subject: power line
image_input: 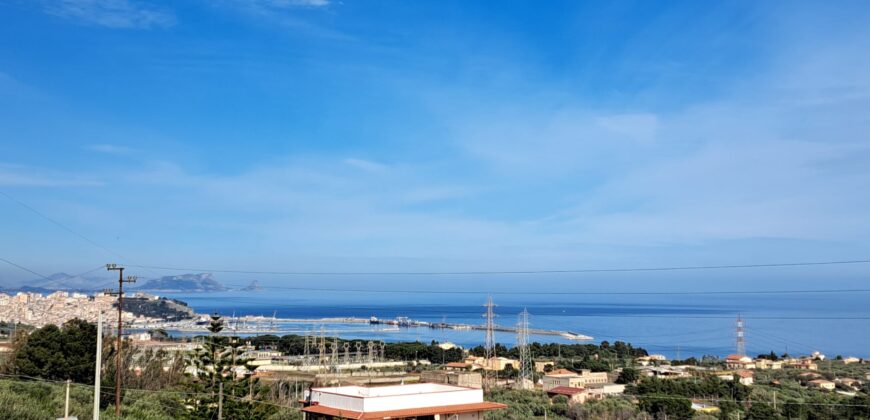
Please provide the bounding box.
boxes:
[0,257,54,282]
[2,374,868,409]
[5,186,870,282]
[559,314,870,320]
[0,190,167,280]
[0,257,114,289]
[613,393,870,408]
[5,190,870,281]
[219,283,870,296]
[0,373,303,412]
[127,258,870,276]
[193,300,870,320]
[7,257,868,297]
[0,190,127,261]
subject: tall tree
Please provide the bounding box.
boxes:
[746,402,780,420]
[11,319,97,384]
[184,313,264,419]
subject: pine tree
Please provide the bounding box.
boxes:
[183,313,264,419]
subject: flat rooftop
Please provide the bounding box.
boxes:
[312,383,468,398]
[305,383,507,418]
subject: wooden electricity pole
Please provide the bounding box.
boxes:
[93,311,103,420]
[105,263,136,417]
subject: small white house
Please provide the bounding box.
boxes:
[302,383,506,419]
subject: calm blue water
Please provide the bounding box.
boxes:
[159,291,870,359]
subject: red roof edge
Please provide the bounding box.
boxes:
[302,402,507,419]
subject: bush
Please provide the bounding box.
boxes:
[11,319,97,384]
[638,394,693,420]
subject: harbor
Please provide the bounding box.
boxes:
[136,313,593,341]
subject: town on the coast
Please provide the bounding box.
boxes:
[2,288,868,419]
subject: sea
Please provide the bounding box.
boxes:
[156,290,870,360]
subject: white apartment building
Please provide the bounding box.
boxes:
[302,383,505,419]
[542,369,609,391]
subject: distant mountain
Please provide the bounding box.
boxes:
[136,273,227,292]
[27,272,112,292]
[0,285,57,294]
[122,295,197,321]
[241,280,262,291]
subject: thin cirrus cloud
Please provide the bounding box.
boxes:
[226,0,350,41]
[0,164,103,188]
[42,0,176,29]
[343,158,388,174]
[253,0,331,7]
[87,144,140,156]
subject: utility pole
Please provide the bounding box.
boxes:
[106,263,136,417]
[773,390,777,411]
[64,379,71,419]
[93,311,103,420]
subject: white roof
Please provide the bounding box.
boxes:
[313,383,466,398]
[309,383,484,412]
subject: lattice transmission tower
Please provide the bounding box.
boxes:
[736,314,746,356]
[483,296,497,364]
[318,326,327,368]
[303,329,311,367]
[516,308,533,390]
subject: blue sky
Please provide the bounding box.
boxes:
[1,0,870,289]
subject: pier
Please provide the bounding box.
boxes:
[140,314,593,340]
[370,316,593,340]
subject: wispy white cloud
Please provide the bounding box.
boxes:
[343,158,387,173]
[0,164,103,187]
[252,0,331,8]
[456,109,660,177]
[87,144,139,155]
[400,186,473,204]
[220,0,350,41]
[43,0,176,29]
[5,1,870,279]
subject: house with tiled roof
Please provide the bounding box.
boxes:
[807,379,836,391]
[542,368,609,391]
[725,354,755,370]
[736,370,754,386]
[546,386,589,404]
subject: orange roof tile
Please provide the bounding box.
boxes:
[446,362,471,367]
[547,386,586,396]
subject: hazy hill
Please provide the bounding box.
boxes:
[135,273,227,292]
[25,272,112,292]
[121,296,197,321]
[241,280,262,291]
